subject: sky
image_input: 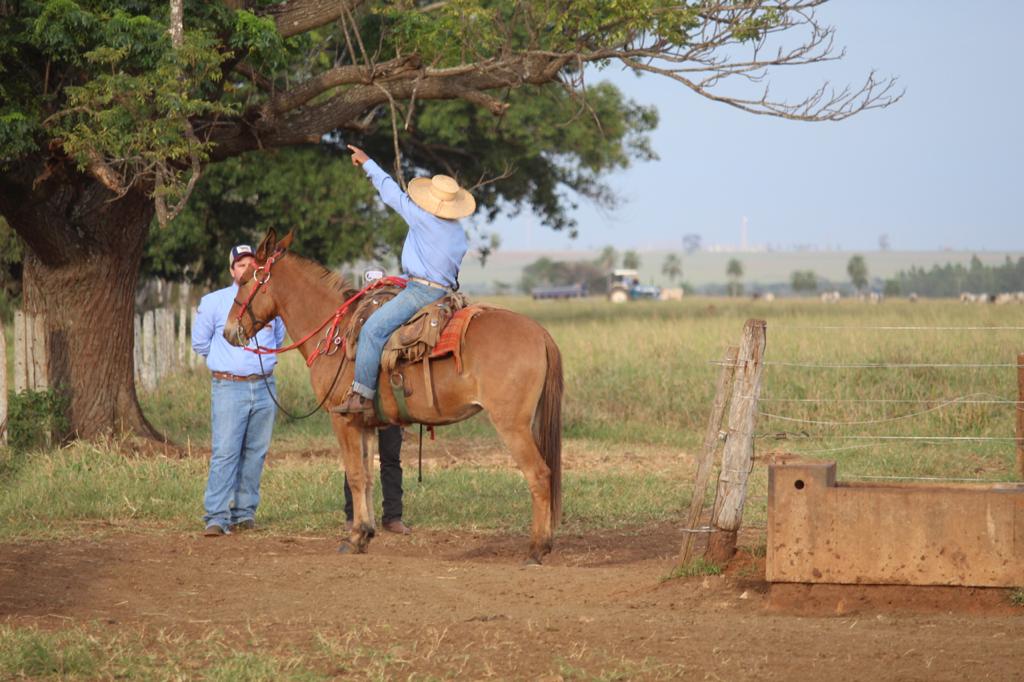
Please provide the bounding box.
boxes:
[485,2,1024,253]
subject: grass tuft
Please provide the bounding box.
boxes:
[663,557,723,580]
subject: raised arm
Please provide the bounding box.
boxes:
[347,145,419,225]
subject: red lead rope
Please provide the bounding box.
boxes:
[244,275,407,367]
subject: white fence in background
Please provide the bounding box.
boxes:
[134,281,203,392]
[7,282,204,402]
[133,304,205,392]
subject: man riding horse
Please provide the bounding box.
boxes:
[223,156,562,563]
[333,145,476,415]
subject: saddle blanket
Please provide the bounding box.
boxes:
[428,305,488,373]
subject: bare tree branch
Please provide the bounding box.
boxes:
[85,149,127,195]
[205,0,901,158]
[468,162,515,193]
[262,0,368,39]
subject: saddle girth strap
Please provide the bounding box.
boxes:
[372,390,390,425]
[389,372,414,424]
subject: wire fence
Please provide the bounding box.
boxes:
[737,323,1024,484]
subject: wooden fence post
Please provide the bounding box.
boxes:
[178,281,190,366]
[1017,352,1024,480]
[158,308,175,378]
[142,310,156,391]
[134,314,142,385]
[13,311,26,392]
[154,309,165,380]
[0,315,6,443]
[706,319,767,565]
[31,313,48,390]
[190,307,203,369]
[677,345,739,565]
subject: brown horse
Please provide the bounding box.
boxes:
[223,230,563,563]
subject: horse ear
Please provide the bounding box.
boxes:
[278,230,294,251]
[255,229,277,261]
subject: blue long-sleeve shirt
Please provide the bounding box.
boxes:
[191,284,286,375]
[362,160,468,288]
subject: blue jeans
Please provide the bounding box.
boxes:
[352,281,445,398]
[204,376,277,530]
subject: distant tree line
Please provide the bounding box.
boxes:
[521,257,610,294]
[520,248,690,294]
[892,256,1024,297]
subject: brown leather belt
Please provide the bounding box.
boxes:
[211,371,272,382]
[408,276,449,290]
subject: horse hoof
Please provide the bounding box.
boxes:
[337,539,356,554]
[522,557,543,567]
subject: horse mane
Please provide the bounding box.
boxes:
[284,251,358,297]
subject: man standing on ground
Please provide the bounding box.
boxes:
[192,244,286,536]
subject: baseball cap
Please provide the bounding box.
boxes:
[230,244,254,266]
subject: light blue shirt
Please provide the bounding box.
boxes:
[363,160,468,288]
[192,284,286,375]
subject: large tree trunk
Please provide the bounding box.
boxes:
[1,164,163,441]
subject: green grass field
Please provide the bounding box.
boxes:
[2,296,1022,680]
[2,295,1021,542]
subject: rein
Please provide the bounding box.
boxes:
[235,248,406,367]
[254,337,346,420]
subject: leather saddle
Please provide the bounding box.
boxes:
[343,285,469,375]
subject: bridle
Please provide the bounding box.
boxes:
[233,249,282,332]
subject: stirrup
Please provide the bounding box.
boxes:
[331,392,372,414]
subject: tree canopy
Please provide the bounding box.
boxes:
[790,269,818,293]
[0,0,900,440]
[661,253,682,283]
[622,250,641,270]
[3,0,899,224]
[726,257,743,296]
[847,254,868,292]
[894,256,1024,298]
[143,81,658,286]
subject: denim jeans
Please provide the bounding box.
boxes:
[344,425,404,522]
[352,281,445,398]
[204,376,277,530]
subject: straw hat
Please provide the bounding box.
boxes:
[407,174,476,220]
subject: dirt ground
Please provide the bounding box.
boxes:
[2,521,1023,681]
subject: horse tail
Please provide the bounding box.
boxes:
[534,329,563,526]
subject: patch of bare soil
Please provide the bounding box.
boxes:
[2,524,1022,680]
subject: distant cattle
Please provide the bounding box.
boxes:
[820,291,841,303]
[960,292,1023,303]
[858,292,883,304]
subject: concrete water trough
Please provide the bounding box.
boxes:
[767,458,1024,587]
